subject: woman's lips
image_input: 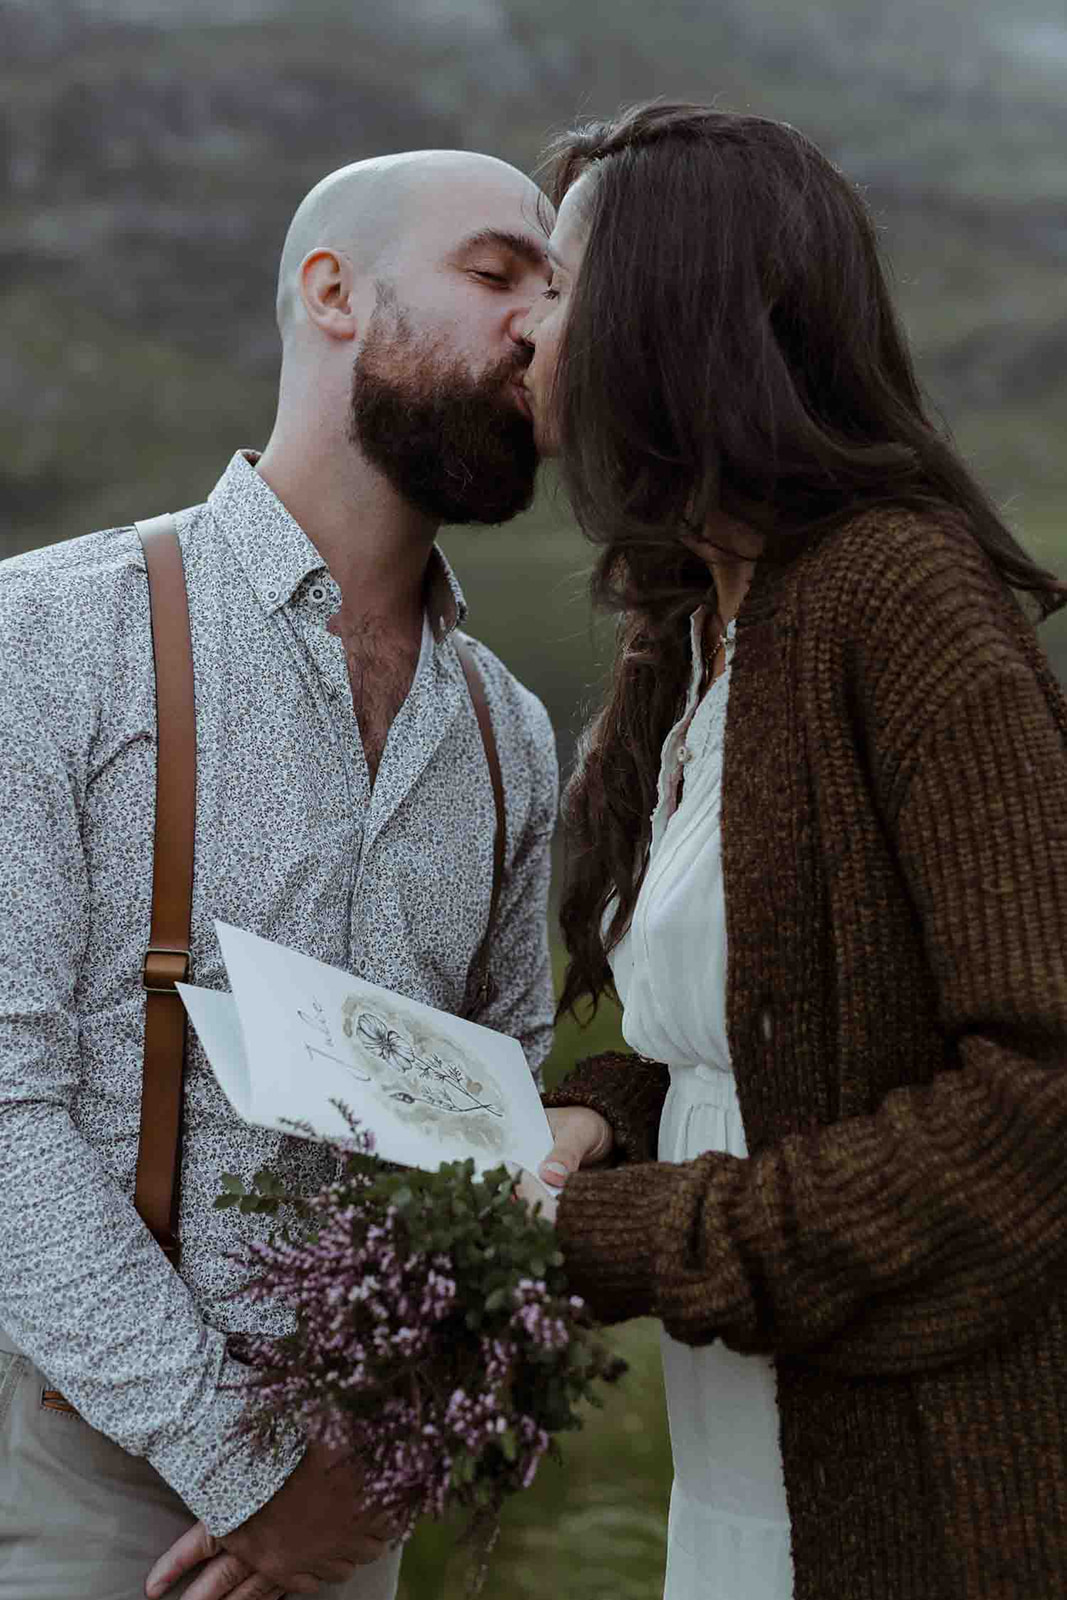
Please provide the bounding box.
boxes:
[511,381,533,420]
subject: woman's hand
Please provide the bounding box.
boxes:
[513,1107,614,1224]
[514,1170,559,1223]
[538,1106,614,1190]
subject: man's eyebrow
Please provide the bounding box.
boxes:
[455,228,549,271]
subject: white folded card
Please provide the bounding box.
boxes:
[177,921,554,1180]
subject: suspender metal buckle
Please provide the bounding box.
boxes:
[142,947,190,993]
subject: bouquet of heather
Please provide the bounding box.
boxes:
[216,1115,626,1593]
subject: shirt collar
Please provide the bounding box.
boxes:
[685,605,708,706]
[684,604,737,707]
[207,449,467,641]
[423,545,467,643]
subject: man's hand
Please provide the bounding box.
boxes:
[538,1106,614,1190]
[145,1521,279,1600]
[144,1443,398,1600]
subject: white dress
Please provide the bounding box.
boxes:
[607,610,794,1600]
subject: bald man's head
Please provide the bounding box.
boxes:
[275,148,546,338]
[271,148,552,525]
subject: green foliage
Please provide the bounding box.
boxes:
[217,1127,628,1592]
[214,1167,292,1213]
[398,1318,671,1600]
[5,0,1067,587]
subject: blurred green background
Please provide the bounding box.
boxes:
[4,0,1066,1592]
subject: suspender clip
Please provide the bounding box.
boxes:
[143,947,190,993]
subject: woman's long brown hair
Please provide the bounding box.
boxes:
[550,102,1067,1021]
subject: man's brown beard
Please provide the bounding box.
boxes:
[348,295,538,526]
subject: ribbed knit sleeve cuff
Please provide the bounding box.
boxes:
[555,1160,685,1326]
[543,1051,670,1166]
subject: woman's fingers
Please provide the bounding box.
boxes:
[515,1170,559,1222]
[540,1107,614,1186]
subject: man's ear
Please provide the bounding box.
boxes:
[299,248,357,342]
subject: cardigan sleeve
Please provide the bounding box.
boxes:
[543,1049,670,1165]
[555,519,1067,1376]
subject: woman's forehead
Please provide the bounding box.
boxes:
[549,177,595,265]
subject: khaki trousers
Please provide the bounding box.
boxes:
[0,1337,401,1600]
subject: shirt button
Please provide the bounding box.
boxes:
[309,584,328,605]
[678,744,693,765]
[265,586,280,604]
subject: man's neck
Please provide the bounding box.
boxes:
[255,435,438,629]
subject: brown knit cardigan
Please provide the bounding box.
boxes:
[546,506,1067,1599]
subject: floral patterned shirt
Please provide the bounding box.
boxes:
[0,450,557,1534]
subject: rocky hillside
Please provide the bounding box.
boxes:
[2,0,1065,718]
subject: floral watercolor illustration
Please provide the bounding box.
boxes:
[339,994,507,1156]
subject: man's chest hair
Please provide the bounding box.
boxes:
[331,615,423,779]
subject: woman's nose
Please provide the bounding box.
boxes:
[510,304,539,350]
[518,299,545,346]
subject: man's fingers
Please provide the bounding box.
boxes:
[356,1509,400,1548]
[145,1521,218,1597]
[175,1551,268,1600]
[309,1557,359,1583]
[222,1570,292,1600]
[335,1536,391,1569]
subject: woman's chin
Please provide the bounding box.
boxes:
[531,416,560,460]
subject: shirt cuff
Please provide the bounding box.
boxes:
[147,1348,306,1536]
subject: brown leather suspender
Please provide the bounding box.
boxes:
[135,514,196,1264]
[132,515,506,1265]
[454,638,507,1018]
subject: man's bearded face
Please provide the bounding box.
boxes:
[348,287,538,526]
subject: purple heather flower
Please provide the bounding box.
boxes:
[224,1123,621,1591]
